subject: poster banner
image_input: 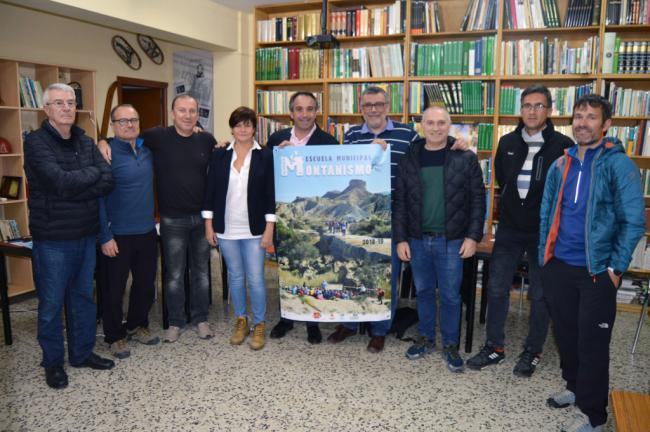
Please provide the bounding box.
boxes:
[172,50,213,133]
[273,144,392,322]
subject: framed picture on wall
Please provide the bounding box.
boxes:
[0,176,21,200]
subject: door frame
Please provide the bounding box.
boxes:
[116,76,168,126]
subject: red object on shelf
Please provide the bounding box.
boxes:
[0,137,12,154]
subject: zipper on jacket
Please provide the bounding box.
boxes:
[574,165,582,204]
[584,147,603,275]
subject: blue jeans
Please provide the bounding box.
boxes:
[485,226,549,353]
[32,235,97,368]
[344,243,399,336]
[218,237,267,325]
[160,215,211,327]
[409,236,463,346]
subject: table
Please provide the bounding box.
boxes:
[0,242,33,345]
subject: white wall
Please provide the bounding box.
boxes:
[0,2,253,139]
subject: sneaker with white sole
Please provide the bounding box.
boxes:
[513,349,541,377]
[405,335,435,360]
[442,344,465,373]
[163,325,181,343]
[127,327,160,345]
[560,408,603,432]
[109,339,130,359]
[466,344,505,370]
[195,321,213,340]
[547,389,576,409]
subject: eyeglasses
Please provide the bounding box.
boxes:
[47,100,77,109]
[361,102,387,110]
[112,118,140,126]
[521,103,548,112]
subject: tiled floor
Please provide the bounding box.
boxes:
[1,263,648,431]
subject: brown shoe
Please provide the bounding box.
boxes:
[327,325,356,343]
[367,336,385,353]
[249,322,266,351]
[230,316,249,345]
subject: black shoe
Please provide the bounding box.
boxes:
[307,325,322,344]
[513,349,541,377]
[466,344,505,370]
[45,366,68,389]
[270,320,294,339]
[71,353,115,370]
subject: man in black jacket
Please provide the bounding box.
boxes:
[394,106,485,372]
[24,83,115,389]
[467,85,574,377]
[267,92,338,344]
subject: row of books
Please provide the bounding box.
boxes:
[564,0,602,27]
[479,157,492,185]
[256,116,289,145]
[410,1,442,34]
[607,121,650,155]
[256,13,320,43]
[477,123,494,151]
[606,0,650,25]
[460,0,498,31]
[0,219,20,241]
[499,83,596,115]
[329,82,403,114]
[409,81,495,115]
[500,36,599,76]
[617,276,645,304]
[503,0,561,29]
[603,34,650,74]
[19,76,44,109]
[255,47,322,81]
[329,44,404,79]
[330,1,405,37]
[602,83,650,117]
[256,90,323,115]
[326,119,353,143]
[409,37,496,77]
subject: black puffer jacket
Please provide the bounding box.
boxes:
[495,119,573,232]
[24,120,113,240]
[393,136,485,243]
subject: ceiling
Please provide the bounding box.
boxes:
[211,0,318,12]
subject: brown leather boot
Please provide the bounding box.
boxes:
[230,316,249,345]
[249,322,266,351]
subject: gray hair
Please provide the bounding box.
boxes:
[423,105,451,124]
[361,86,388,102]
[42,83,75,105]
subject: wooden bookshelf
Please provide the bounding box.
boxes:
[253,0,650,313]
[0,58,96,297]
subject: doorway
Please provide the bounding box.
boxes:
[117,77,168,129]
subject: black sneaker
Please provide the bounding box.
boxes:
[513,349,541,377]
[466,344,505,370]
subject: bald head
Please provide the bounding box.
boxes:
[421,106,451,148]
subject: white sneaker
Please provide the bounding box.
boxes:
[560,408,603,432]
[196,321,213,340]
[163,326,181,343]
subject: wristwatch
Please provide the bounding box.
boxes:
[607,267,623,277]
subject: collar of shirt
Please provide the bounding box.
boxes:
[361,118,394,136]
[290,124,317,146]
[226,140,262,169]
[226,140,262,151]
[112,137,145,150]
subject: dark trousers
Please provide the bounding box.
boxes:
[160,215,210,327]
[101,230,158,344]
[485,226,549,353]
[542,258,617,427]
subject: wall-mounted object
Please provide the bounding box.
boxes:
[137,34,164,65]
[0,176,21,200]
[68,81,83,109]
[0,137,12,154]
[111,35,141,70]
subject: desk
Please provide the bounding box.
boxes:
[0,242,32,346]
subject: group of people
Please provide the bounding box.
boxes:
[25,82,644,432]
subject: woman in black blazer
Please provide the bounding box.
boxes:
[202,106,275,350]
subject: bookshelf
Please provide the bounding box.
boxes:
[253,0,650,310]
[0,58,96,297]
